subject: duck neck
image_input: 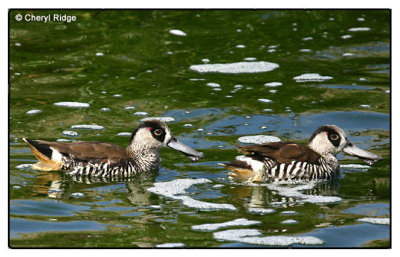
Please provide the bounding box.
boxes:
[126,145,160,172]
[308,143,339,171]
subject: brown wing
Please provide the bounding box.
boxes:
[36,140,129,162]
[237,142,321,165]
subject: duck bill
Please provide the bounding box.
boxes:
[342,142,382,165]
[167,137,204,162]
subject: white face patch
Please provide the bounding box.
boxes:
[163,126,173,147]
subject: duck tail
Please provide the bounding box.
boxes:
[23,138,62,171]
[218,161,255,181]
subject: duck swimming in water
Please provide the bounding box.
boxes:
[220,125,382,182]
[24,120,204,177]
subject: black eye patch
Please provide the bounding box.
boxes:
[327,131,341,147]
[130,120,166,143]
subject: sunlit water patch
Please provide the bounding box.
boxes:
[190,61,279,74]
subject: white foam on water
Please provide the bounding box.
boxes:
[293,73,333,82]
[57,139,71,142]
[213,229,323,246]
[341,35,352,39]
[206,82,221,88]
[62,130,79,137]
[147,178,237,211]
[248,208,275,215]
[281,211,298,215]
[360,104,371,108]
[156,243,185,248]
[190,61,279,74]
[244,57,257,61]
[169,29,187,36]
[264,82,282,87]
[299,49,313,52]
[124,106,136,110]
[95,52,104,56]
[348,27,371,32]
[113,94,122,97]
[342,53,354,56]
[133,112,149,116]
[258,98,273,103]
[236,44,246,48]
[71,124,105,130]
[340,164,371,169]
[26,109,42,115]
[100,108,111,112]
[183,124,194,127]
[357,17,365,22]
[238,135,281,144]
[263,109,273,112]
[267,182,342,205]
[357,217,390,225]
[70,192,85,198]
[192,218,260,232]
[54,102,90,108]
[140,117,175,123]
[385,90,390,94]
[117,132,132,137]
[302,37,313,41]
[202,58,210,63]
[269,90,277,93]
[281,219,299,224]
[16,164,33,170]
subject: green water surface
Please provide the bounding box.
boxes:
[9,10,390,248]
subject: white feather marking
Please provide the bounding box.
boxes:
[236,155,264,172]
[50,147,63,162]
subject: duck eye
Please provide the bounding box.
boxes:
[154,129,163,136]
[330,134,339,140]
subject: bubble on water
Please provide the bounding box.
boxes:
[197,128,204,131]
[95,52,104,56]
[245,115,251,119]
[169,29,187,36]
[302,37,313,41]
[183,124,194,128]
[299,49,313,53]
[189,78,206,81]
[234,85,243,89]
[192,218,260,232]
[62,130,79,137]
[244,57,257,61]
[206,82,221,88]
[213,229,323,246]
[213,184,223,188]
[124,106,136,110]
[385,90,390,94]
[268,45,278,49]
[293,73,333,82]
[147,178,237,211]
[236,29,242,32]
[117,132,132,137]
[341,35,352,39]
[360,104,371,108]
[269,90,277,93]
[281,219,299,225]
[357,217,389,225]
[357,17,365,22]
[190,61,279,74]
[156,243,185,248]
[268,49,276,53]
[15,42,21,46]
[54,102,90,108]
[129,77,136,80]
[133,111,149,116]
[140,117,175,123]
[71,124,105,130]
[213,88,222,91]
[202,58,210,63]
[26,109,42,115]
[113,94,123,97]
[342,53,354,57]
[16,164,33,170]
[236,44,246,48]
[57,139,71,142]
[166,51,173,55]
[260,126,268,129]
[263,109,273,112]
[100,108,111,112]
[264,82,282,87]
[258,98,273,103]
[329,17,335,21]
[340,164,371,170]
[13,185,22,189]
[359,77,367,81]
[70,192,85,198]
[348,27,371,32]
[248,208,275,215]
[238,135,281,144]
[281,211,298,216]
